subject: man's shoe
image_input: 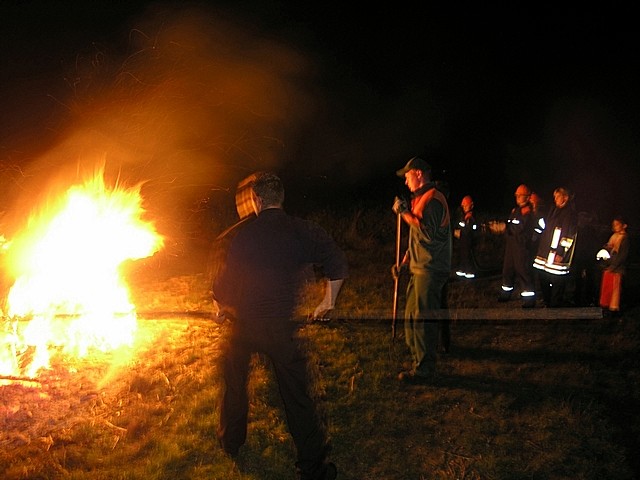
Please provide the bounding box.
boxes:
[398,370,433,385]
[401,361,415,371]
[297,461,337,480]
[218,438,239,458]
[497,292,511,302]
[323,462,337,480]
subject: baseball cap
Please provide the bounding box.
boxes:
[396,156,432,177]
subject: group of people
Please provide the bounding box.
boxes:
[208,158,630,479]
[447,182,631,314]
[496,184,578,308]
[211,159,458,477]
[494,184,629,314]
[391,157,632,386]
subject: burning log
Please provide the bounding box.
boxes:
[0,375,41,387]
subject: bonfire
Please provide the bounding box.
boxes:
[1,168,164,381]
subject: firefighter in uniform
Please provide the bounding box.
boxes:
[454,195,478,279]
[498,184,538,308]
[533,187,578,307]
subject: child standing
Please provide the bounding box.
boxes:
[598,216,630,316]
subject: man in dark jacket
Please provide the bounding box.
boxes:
[392,156,452,384]
[499,184,538,308]
[212,172,347,480]
[454,195,478,279]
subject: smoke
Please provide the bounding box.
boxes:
[1,2,318,241]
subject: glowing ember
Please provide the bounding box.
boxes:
[1,170,163,378]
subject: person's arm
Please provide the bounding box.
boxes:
[607,236,630,270]
[302,219,348,319]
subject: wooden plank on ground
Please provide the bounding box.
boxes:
[328,307,603,321]
[134,307,604,323]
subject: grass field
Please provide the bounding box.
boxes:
[1,208,639,479]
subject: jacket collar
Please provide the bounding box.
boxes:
[412,182,436,198]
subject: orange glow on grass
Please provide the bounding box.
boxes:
[1,169,163,379]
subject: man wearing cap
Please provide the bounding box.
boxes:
[392,156,452,384]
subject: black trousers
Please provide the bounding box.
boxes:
[538,271,571,307]
[501,242,535,293]
[217,322,329,471]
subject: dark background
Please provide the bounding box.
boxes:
[2,1,639,235]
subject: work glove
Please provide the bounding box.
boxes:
[391,263,407,280]
[312,279,345,320]
[392,196,409,215]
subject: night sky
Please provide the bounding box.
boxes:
[2,2,639,233]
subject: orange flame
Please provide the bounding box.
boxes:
[1,169,163,378]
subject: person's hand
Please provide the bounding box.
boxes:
[392,196,409,215]
[212,300,230,324]
[212,310,228,325]
[312,301,333,321]
[391,263,407,280]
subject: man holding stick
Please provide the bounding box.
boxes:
[392,156,452,384]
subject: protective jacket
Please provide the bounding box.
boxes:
[533,204,578,275]
[406,183,451,275]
